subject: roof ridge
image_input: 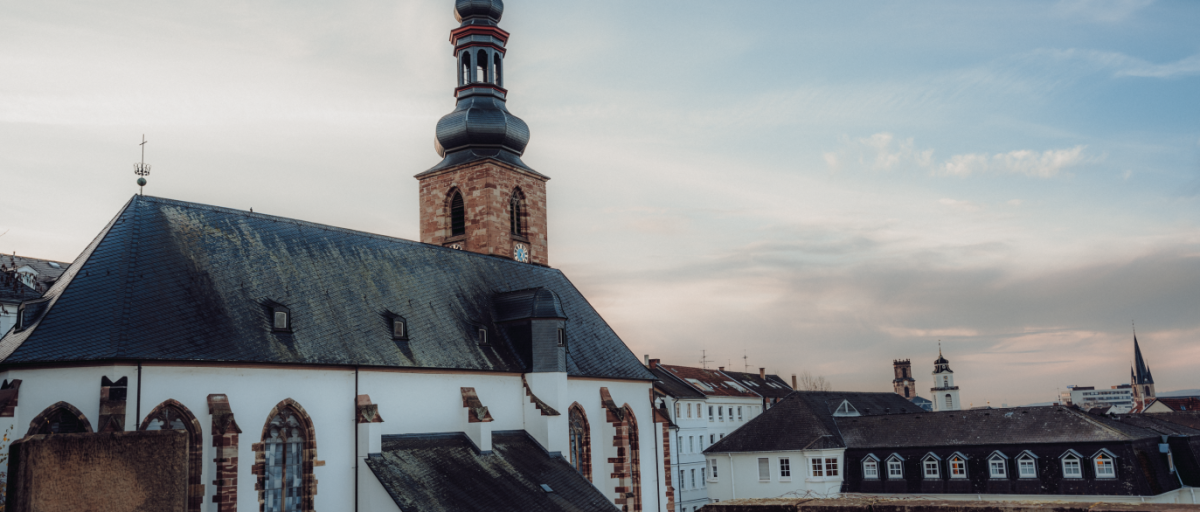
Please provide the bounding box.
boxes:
[1061,407,1134,440]
[138,195,563,273]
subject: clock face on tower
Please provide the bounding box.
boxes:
[513,243,530,263]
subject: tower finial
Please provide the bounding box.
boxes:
[133,134,151,195]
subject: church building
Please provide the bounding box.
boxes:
[0,2,668,511]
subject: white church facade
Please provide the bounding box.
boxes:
[0,2,670,511]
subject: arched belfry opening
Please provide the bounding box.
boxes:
[416,1,550,265]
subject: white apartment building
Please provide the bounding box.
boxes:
[1067,384,1133,410]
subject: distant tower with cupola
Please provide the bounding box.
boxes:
[416,0,550,266]
[930,346,961,411]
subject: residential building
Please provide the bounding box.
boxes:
[720,368,794,410]
[0,255,67,334]
[703,391,919,501]
[1145,397,1200,413]
[707,391,1200,503]
[650,360,709,512]
[0,2,671,511]
[930,348,961,412]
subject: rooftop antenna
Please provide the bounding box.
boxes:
[699,350,713,370]
[133,134,151,195]
[743,350,749,372]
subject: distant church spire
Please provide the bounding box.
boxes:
[1130,334,1156,412]
[426,0,533,174]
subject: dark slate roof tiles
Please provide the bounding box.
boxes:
[719,370,794,399]
[705,392,846,453]
[365,432,618,512]
[0,196,654,381]
[650,367,706,399]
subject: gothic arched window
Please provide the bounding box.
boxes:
[450,190,465,237]
[141,400,204,512]
[509,189,525,236]
[568,404,592,482]
[944,394,953,409]
[255,400,317,512]
[28,402,92,435]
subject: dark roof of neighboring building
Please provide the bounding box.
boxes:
[838,406,1162,449]
[1108,414,1200,436]
[366,432,617,512]
[0,255,69,304]
[0,254,69,284]
[0,271,40,305]
[799,391,923,417]
[0,196,653,381]
[1141,412,1200,431]
[719,370,794,399]
[705,392,845,453]
[650,367,705,400]
[1150,397,1200,412]
[658,364,759,398]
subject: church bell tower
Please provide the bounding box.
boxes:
[893,359,916,400]
[416,0,549,266]
[930,347,961,412]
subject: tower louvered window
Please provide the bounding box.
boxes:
[450,192,465,237]
[509,191,524,235]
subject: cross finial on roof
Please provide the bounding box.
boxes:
[133,134,151,195]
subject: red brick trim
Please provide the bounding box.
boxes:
[252,398,319,512]
[568,402,592,483]
[608,405,642,512]
[461,387,494,423]
[140,399,205,512]
[0,379,22,417]
[208,394,241,512]
[25,401,93,436]
[661,423,674,511]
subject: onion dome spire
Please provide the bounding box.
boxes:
[423,0,538,176]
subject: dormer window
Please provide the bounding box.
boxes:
[272,305,291,332]
[1093,451,1116,479]
[949,454,967,478]
[477,327,488,345]
[14,304,25,331]
[886,455,904,478]
[1017,452,1037,478]
[862,455,880,479]
[988,452,1008,478]
[557,328,565,347]
[392,317,407,340]
[1061,452,1082,479]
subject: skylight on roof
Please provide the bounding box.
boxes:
[724,381,748,392]
[833,400,860,417]
[685,378,713,391]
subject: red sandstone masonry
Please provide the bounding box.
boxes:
[418,159,549,266]
[208,394,242,512]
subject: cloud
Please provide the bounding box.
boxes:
[941,146,1086,178]
[938,198,981,212]
[1034,49,1200,79]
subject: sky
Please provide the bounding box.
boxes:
[1,0,1198,407]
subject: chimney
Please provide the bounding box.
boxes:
[718,366,724,372]
[644,354,649,366]
[791,374,798,390]
[649,359,660,369]
[759,367,766,379]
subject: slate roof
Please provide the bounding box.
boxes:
[1141,412,1200,431]
[0,255,68,304]
[1108,414,1200,436]
[705,392,845,453]
[0,195,654,381]
[719,370,794,399]
[797,390,923,417]
[365,432,618,512]
[837,406,1162,449]
[658,364,759,398]
[649,367,705,400]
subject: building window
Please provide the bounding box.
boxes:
[943,376,949,387]
[689,436,694,453]
[923,458,940,478]
[687,403,692,418]
[691,468,696,488]
[709,406,714,421]
[710,434,715,444]
[825,458,839,477]
[675,403,680,419]
[718,406,723,421]
[758,458,770,481]
[711,458,719,479]
[449,190,465,237]
[557,328,566,347]
[989,456,1007,478]
[887,457,903,478]
[950,456,967,478]
[259,403,314,512]
[780,457,791,479]
[477,327,488,345]
[701,468,706,486]
[863,458,879,479]
[679,470,685,489]
[811,458,824,477]
[1018,456,1036,478]
[568,404,591,481]
[1062,454,1082,479]
[1094,453,1115,478]
[509,189,525,236]
[944,394,952,409]
[27,402,92,436]
[738,406,743,420]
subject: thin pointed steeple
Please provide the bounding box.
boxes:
[1133,335,1151,385]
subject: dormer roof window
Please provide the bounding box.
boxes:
[392,317,407,340]
[477,327,488,346]
[271,304,291,332]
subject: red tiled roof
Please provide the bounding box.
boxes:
[659,364,760,398]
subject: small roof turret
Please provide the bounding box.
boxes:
[454,0,503,26]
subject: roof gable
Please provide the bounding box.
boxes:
[0,196,653,381]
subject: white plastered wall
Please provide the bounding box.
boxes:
[707,448,845,502]
[568,377,659,512]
